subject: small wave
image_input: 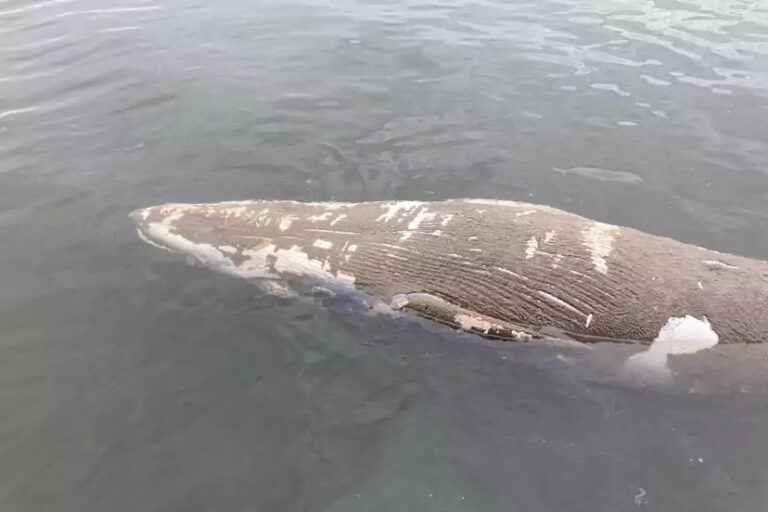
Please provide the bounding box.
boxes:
[55,5,163,18]
[111,93,178,115]
[0,0,79,18]
[99,26,142,33]
[0,107,40,121]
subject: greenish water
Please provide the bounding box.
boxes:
[2,0,768,510]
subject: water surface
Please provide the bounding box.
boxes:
[2,0,768,510]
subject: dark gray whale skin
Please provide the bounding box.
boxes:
[130,199,768,346]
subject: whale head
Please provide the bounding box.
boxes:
[130,201,359,287]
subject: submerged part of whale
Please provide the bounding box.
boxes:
[130,199,768,351]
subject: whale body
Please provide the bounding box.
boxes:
[130,199,768,347]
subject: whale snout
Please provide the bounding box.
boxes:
[129,202,270,272]
[129,207,151,227]
[129,203,204,254]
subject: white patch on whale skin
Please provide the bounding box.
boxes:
[390,294,410,310]
[585,314,593,328]
[239,243,355,288]
[376,201,423,223]
[308,212,333,222]
[136,228,172,252]
[330,214,347,226]
[702,259,739,270]
[495,267,529,280]
[408,208,435,230]
[305,229,359,235]
[142,212,239,273]
[544,230,556,243]
[536,291,585,317]
[399,207,436,241]
[525,236,538,259]
[454,313,531,340]
[621,316,719,385]
[272,245,338,281]
[219,245,238,254]
[347,244,358,252]
[221,206,249,218]
[256,280,296,298]
[313,239,333,249]
[336,270,356,285]
[440,214,454,227]
[455,313,497,334]
[279,215,299,232]
[582,222,620,274]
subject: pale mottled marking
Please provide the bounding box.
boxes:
[258,280,295,298]
[305,229,360,235]
[400,208,437,241]
[142,211,239,272]
[537,291,586,317]
[308,212,333,222]
[455,313,497,334]
[585,314,593,328]
[525,236,538,259]
[454,313,529,340]
[219,245,238,254]
[495,266,530,281]
[376,201,423,223]
[544,230,556,243]
[431,230,443,236]
[469,248,482,253]
[440,214,454,227]
[136,228,172,252]
[468,236,479,241]
[278,215,298,232]
[313,239,333,249]
[271,244,346,283]
[582,222,620,274]
[330,214,347,226]
[336,270,356,284]
[702,259,739,270]
[408,208,435,229]
[223,206,248,217]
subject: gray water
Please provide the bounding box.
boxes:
[2,0,768,510]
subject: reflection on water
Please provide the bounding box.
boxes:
[1,0,768,510]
